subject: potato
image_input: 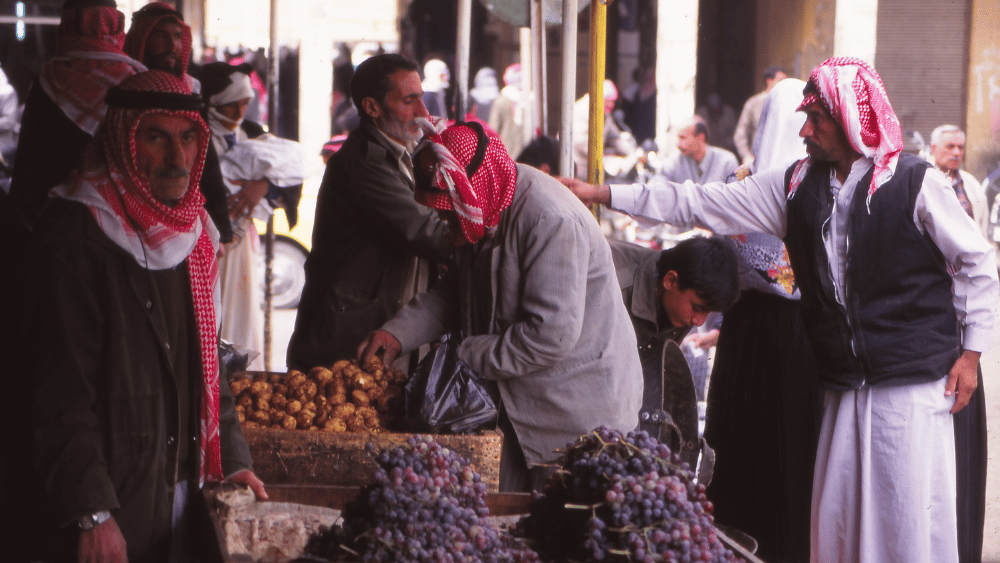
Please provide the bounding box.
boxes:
[281,415,297,430]
[250,381,273,397]
[324,418,347,433]
[285,399,302,415]
[310,366,334,386]
[357,405,379,424]
[351,389,370,407]
[286,371,307,389]
[333,403,356,419]
[271,393,287,409]
[296,410,316,428]
[236,392,254,411]
[326,381,346,398]
[230,379,252,397]
[346,413,366,432]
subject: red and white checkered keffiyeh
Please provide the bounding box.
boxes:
[123,2,196,91]
[415,118,518,245]
[52,70,224,484]
[789,57,903,210]
[38,4,146,135]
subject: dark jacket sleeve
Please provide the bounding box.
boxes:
[218,367,253,478]
[27,214,120,524]
[340,141,453,263]
[200,143,235,243]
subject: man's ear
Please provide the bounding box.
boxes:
[361,97,380,121]
[661,270,679,292]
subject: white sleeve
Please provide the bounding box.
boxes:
[609,165,790,237]
[915,167,999,353]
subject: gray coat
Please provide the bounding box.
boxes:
[383,164,643,464]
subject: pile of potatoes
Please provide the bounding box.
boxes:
[231,357,408,433]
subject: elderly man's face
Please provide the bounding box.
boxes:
[932,131,965,173]
[799,102,853,164]
[365,69,429,145]
[144,19,185,76]
[135,114,200,206]
[676,124,704,159]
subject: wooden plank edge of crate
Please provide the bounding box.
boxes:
[264,483,532,516]
[242,427,503,491]
[716,525,766,563]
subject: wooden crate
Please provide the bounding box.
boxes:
[242,426,503,492]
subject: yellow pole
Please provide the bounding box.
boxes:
[587,0,608,218]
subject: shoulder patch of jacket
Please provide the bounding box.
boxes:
[363,141,388,164]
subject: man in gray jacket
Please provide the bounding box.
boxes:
[358,120,643,491]
[288,54,452,370]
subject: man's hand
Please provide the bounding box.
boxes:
[683,329,719,350]
[556,176,612,207]
[357,330,401,371]
[227,179,270,220]
[229,469,269,501]
[945,349,980,413]
[78,517,127,563]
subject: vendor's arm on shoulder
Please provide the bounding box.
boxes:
[611,164,789,237]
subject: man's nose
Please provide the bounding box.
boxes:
[165,138,185,166]
[692,312,708,326]
[799,120,811,138]
[416,98,430,118]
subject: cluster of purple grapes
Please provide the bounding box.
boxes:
[307,435,537,563]
[517,427,744,563]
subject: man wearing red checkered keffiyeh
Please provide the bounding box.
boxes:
[360,118,644,492]
[559,57,998,563]
[9,0,147,218]
[412,118,517,246]
[26,70,266,563]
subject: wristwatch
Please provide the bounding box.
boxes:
[77,511,112,531]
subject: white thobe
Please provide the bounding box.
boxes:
[609,160,998,563]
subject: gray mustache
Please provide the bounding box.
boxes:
[156,168,189,179]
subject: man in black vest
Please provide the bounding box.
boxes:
[560,57,998,563]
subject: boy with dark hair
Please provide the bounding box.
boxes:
[610,236,739,452]
[655,236,741,316]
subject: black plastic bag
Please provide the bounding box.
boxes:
[404,333,498,434]
[219,339,257,381]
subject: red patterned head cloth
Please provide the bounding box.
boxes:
[414,117,518,246]
[38,0,147,135]
[124,2,192,81]
[52,70,224,484]
[789,57,903,210]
